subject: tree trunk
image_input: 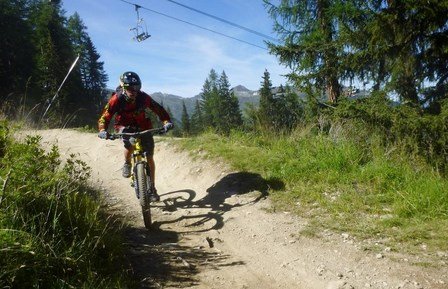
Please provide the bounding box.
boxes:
[318,0,340,104]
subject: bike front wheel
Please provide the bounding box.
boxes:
[141,205,151,229]
[135,162,152,228]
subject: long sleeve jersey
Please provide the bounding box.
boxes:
[98,90,171,131]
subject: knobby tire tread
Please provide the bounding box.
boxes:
[136,162,152,228]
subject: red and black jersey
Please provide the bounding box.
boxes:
[98,90,171,131]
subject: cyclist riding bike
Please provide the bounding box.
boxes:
[98,71,173,202]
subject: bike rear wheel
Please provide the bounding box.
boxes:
[135,162,152,228]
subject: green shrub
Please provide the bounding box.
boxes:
[0,123,131,288]
[331,94,448,175]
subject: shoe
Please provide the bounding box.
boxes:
[149,188,160,202]
[122,162,131,178]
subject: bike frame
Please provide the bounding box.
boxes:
[108,127,164,228]
[131,136,147,194]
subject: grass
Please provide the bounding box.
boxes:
[0,120,134,288]
[178,128,448,259]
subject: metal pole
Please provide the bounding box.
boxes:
[41,54,80,120]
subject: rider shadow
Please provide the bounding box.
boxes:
[197,171,284,211]
[152,172,285,233]
[160,171,285,212]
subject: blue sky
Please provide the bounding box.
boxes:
[62,0,290,98]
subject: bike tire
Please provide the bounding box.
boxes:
[141,205,151,229]
[135,162,152,228]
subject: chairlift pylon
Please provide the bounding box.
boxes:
[130,4,150,42]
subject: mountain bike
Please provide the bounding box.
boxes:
[107,127,165,229]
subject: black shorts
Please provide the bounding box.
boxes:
[118,127,155,156]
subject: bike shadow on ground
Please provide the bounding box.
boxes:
[151,171,285,233]
[122,172,284,288]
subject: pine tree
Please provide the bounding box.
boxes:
[0,0,35,99]
[362,0,448,108]
[264,0,343,104]
[265,0,448,109]
[228,92,243,129]
[218,71,242,134]
[29,0,82,119]
[258,69,275,129]
[190,99,204,135]
[84,37,108,109]
[181,101,191,136]
[67,13,108,113]
[273,85,303,131]
[200,69,220,129]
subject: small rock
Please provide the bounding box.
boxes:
[376,253,384,259]
[317,264,326,276]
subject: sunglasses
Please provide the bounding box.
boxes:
[123,85,140,91]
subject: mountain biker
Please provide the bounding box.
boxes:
[97,71,173,202]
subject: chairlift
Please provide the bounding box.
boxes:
[130,5,150,42]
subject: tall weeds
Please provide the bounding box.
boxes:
[0,120,132,288]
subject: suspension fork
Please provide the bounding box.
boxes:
[132,139,149,174]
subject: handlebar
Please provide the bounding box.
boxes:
[107,127,165,140]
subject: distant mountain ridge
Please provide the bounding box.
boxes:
[150,85,260,121]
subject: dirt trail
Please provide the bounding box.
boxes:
[34,129,447,289]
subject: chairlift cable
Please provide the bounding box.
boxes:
[163,0,279,42]
[118,0,268,50]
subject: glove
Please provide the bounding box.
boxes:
[163,121,174,133]
[98,130,109,139]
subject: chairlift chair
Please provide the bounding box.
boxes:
[130,5,151,42]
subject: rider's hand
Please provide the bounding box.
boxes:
[98,130,109,139]
[163,121,174,133]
